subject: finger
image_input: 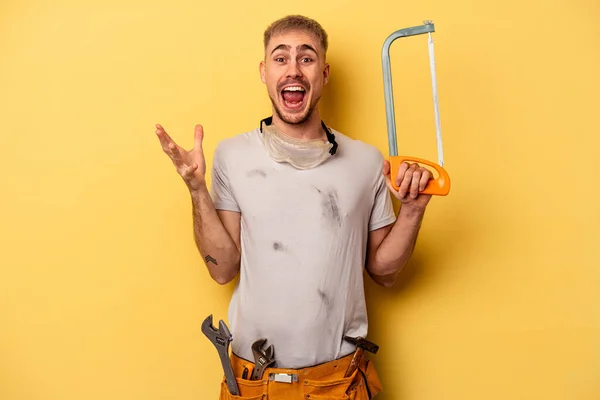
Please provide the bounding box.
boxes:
[395,162,410,187]
[382,160,397,191]
[410,169,421,199]
[419,168,432,191]
[181,163,198,179]
[382,160,390,176]
[398,164,417,198]
[383,163,394,190]
[156,124,177,149]
[383,163,414,201]
[383,168,402,200]
[168,142,185,167]
[194,125,204,151]
[155,124,172,141]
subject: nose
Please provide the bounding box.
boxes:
[286,60,303,79]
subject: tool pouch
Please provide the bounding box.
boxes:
[302,357,383,400]
[218,376,267,400]
[218,353,383,399]
[343,358,383,399]
[361,358,384,398]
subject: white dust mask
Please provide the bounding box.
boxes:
[260,123,336,170]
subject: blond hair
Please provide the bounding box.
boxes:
[263,15,328,55]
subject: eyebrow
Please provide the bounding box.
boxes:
[271,44,318,55]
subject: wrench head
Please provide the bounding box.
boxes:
[251,338,267,354]
[265,344,274,359]
[201,314,217,338]
[251,338,275,365]
[202,314,232,348]
[250,338,275,380]
[219,319,232,338]
[201,314,213,330]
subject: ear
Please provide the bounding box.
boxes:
[259,60,266,84]
[323,63,330,86]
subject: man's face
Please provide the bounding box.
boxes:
[260,30,330,125]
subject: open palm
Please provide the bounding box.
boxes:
[155,124,206,192]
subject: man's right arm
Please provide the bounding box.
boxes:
[190,184,241,285]
[155,123,241,285]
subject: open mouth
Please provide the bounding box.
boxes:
[281,85,306,109]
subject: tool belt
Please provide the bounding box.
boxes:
[218,350,383,400]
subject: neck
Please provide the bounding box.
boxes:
[271,109,326,141]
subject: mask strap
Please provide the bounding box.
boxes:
[322,121,338,155]
[259,116,338,155]
[259,116,273,132]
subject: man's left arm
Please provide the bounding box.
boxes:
[366,160,433,287]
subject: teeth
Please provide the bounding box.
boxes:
[282,86,305,92]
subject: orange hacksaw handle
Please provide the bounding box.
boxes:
[389,155,451,196]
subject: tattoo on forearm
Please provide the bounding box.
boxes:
[204,255,218,265]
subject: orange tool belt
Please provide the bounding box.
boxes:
[218,350,383,400]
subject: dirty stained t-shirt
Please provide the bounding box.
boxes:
[210,127,396,369]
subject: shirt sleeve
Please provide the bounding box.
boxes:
[369,162,396,231]
[210,142,241,212]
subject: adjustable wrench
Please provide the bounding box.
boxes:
[250,338,275,380]
[201,314,239,396]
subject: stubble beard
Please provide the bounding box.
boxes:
[269,91,321,125]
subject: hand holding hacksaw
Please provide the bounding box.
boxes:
[382,20,451,196]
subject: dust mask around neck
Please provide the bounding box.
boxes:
[259,118,338,170]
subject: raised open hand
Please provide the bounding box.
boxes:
[155,124,206,192]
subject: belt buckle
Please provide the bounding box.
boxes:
[269,373,298,384]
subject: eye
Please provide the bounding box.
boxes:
[301,57,313,63]
[274,57,285,63]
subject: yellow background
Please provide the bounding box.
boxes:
[1,0,599,399]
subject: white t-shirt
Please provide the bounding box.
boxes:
[210,126,396,368]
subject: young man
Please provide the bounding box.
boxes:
[155,14,432,400]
